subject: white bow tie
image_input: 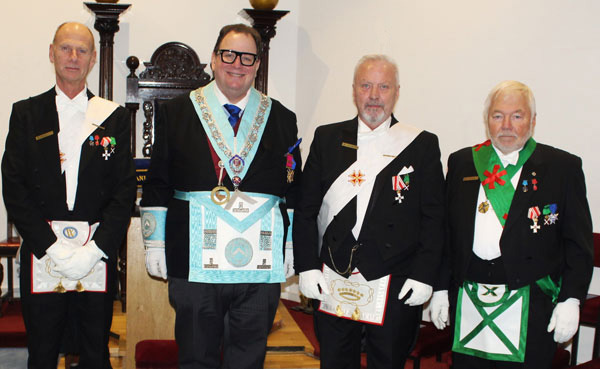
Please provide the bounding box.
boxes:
[498,150,519,166]
[56,93,87,113]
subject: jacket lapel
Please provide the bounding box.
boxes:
[340,117,358,171]
[502,146,546,234]
[460,161,481,250]
[36,89,62,179]
[77,90,98,174]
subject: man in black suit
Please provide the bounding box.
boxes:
[140,24,301,369]
[2,22,135,368]
[430,80,593,368]
[293,55,445,369]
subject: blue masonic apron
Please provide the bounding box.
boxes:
[184,82,284,284]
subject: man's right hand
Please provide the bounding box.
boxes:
[429,290,450,330]
[45,239,75,267]
[299,269,330,300]
[145,247,167,280]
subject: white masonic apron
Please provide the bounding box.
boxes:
[32,221,106,293]
[317,122,421,324]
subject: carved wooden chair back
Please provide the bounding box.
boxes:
[125,42,212,157]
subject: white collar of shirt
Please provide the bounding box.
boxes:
[492,144,522,167]
[55,86,88,113]
[357,116,391,139]
[213,83,250,113]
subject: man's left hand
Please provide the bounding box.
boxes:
[54,240,106,280]
[547,298,580,343]
[398,278,433,306]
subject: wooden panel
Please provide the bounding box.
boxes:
[125,217,175,369]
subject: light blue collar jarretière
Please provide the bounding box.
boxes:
[189,81,272,185]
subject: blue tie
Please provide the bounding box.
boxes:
[223,104,241,128]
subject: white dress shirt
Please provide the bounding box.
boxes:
[352,117,392,239]
[56,86,88,211]
[472,145,523,260]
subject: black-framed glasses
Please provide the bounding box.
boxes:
[217,49,258,66]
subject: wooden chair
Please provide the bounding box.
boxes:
[120,41,211,311]
[124,41,211,369]
[571,232,600,365]
[125,41,212,158]
[0,220,21,308]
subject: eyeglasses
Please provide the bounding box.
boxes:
[217,49,258,67]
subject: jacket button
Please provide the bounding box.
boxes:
[385,243,392,248]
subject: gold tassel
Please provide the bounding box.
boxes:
[54,281,66,293]
[351,306,360,321]
[335,305,344,317]
[75,281,85,293]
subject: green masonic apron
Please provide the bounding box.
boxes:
[453,138,559,362]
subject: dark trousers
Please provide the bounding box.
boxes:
[452,272,557,368]
[314,276,421,369]
[169,278,280,369]
[20,271,114,369]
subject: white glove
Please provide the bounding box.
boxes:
[399,278,433,306]
[54,240,106,280]
[299,269,330,300]
[283,247,295,279]
[429,290,450,330]
[145,246,167,280]
[547,298,580,343]
[45,239,76,267]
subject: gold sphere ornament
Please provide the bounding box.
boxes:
[249,0,279,10]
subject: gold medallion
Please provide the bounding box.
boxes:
[478,200,490,214]
[210,186,230,205]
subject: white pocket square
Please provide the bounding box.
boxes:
[399,166,414,175]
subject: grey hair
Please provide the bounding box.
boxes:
[483,80,536,123]
[353,54,399,86]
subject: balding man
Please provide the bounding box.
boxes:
[2,22,135,368]
[431,80,593,368]
[293,55,445,368]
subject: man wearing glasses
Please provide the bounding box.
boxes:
[140,24,302,369]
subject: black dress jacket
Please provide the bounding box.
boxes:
[293,117,445,284]
[2,87,136,278]
[442,143,593,303]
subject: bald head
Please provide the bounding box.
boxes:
[53,22,95,52]
[49,22,97,98]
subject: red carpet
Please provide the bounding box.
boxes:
[0,300,27,347]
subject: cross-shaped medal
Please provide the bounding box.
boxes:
[102,150,110,160]
[395,191,404,204]
[530,219,540,233]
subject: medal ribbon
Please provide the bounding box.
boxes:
[472,138,536,227]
